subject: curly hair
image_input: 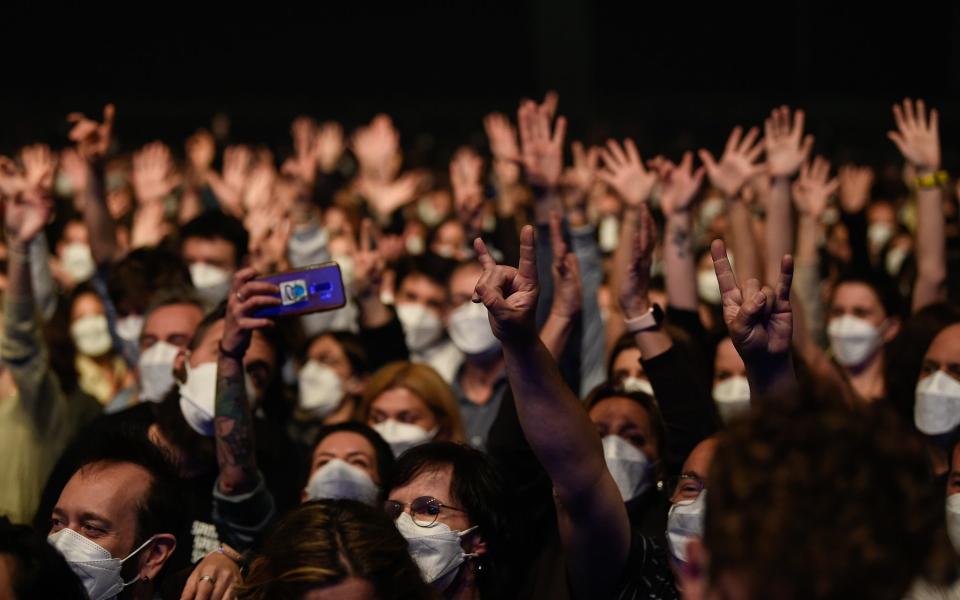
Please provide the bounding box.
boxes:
[234,499,432,600]
[704,398,950,599]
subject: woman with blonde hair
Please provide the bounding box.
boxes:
[357,361,465,456]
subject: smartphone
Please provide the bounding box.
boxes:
[251,262,347,318]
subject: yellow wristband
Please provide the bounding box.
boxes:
[915,170,949,189]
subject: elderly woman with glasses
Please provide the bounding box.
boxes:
[384,441,514,599]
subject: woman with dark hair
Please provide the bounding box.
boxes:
[302,422,395,506]
[235,499,433,600]
[385,441,512,599]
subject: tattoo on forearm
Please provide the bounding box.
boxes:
[670,225,691,259]
[214,356,257,493]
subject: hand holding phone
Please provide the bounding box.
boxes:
[251,262,347,319]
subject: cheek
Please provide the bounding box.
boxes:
[416,411,439,431]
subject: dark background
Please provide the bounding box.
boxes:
[2,1,959,168]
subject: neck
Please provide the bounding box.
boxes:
[461,357,504,406]
[844,353,885,400]
[444,563,481,600]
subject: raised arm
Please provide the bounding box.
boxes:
[539,212,582,360]
[214,269,281,496]
[887,98,946,313]
[66,104,118,266]
[473,226,628,600]
[711,239,796,398]
[651,151,705,312]
[764,106,814,286]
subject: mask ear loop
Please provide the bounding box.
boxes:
[119,535,157,588]
[459,525,481,558]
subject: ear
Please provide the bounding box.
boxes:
[462,528,487,557]
[676,538,707,600]
[882,317,901,343]
[173,348,188,384]
[137,534,176,583]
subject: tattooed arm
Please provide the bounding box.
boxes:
[215,268,281,496]
[653,152,704,312]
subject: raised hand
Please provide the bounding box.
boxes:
[888,98,940,173]
[185,129,216,177]
[351,114,401,183]
[836,164,874,214]
[548,212,582,320]
[314,121,345,173]
[698,126,766,198]
[352,219,385,300]
[20,144,57,193]
[473,225,539,341]
[484,112,522,186]
[711,238,794,361]
[763,106,814,178]
[450,147,485,235]
[356,171,422,219]
[132,142,180,204]
[517,98,566,188]
[0,156,24,198]
[649,151,705,216]
[208,145,253,217]
[4,188,52,246]
[222,268,281,355]
[130,200,168,249]
[792,156,838,219]
[67,104,115,162]
[598,139,656,207]
[561,141,599,198]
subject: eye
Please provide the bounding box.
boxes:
[920,361,938,377]
[630,435,646,448]
[50,517,64,531]
[351,457,371,469]
[82,524,106,537]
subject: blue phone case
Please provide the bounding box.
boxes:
[251,262,347,318]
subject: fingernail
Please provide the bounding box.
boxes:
[756,291,766,304]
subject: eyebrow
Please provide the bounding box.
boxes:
[79,511,114,529]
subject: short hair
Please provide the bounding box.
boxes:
[0,516,88,599]
[106,247,192,316]
[178,210,249,266]
[234,499,433,600]
[142,287,205,322]
[310,422,395,494]
[831,271,906,321]
[705,399,950,599]
[583,382,665,461]
[300,330,369,376]
[391,442,513,598]
[357,361,465,442]
[72,428,185,547]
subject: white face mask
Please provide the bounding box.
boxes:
[115,315,144,346]
[189,262,232,307]
[48,528,156,600]
[71,314,113,357]
[885,246,909,277]
[697,270,722,305]
[914,370,960,435]
[178,361,257,436]
[396,303,445,352]
[868,222,894,249]
[332,254,355,290]
[406,235,426,256]
[298,360,344,418]
[621,376,654,397]
[598,215,620,253]
[417,198,446,228]
[712,376,751,423]
[699,197,725,229]
[304,459,379,506]
[946,493,960,554]
[372,419,437,457]
[138,341,180,403]
[395,512,478,590]
[602,435,653,502]
[62,242,96,282]
[827,315,884,367]
[666,490,707,564]
[447,302,500,356]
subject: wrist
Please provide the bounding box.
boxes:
[218,340,246,361]
[621,299,651,321]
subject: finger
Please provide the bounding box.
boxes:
[738,127,760,155]
[549,211,566,262]
[195,575,212,600]
[759,284,777,321]
[181,573,198,600]
[238,280,282,299]
[724,126,743,156]
[745,139,765,164]
[213,574,231,600]
[710,239,740,295]
[679,150,694,174]
[231,267,260,290]
[572,141,585,165]
[692,166,706,189]
[887,131,907,155]
[917,99,928,130]
[475,267,515,307]
[624,138,642,166]
[800,134,814,162]
[734,286,768,333]
[764,116,775,143]
[697,149,717,174]
[929,108,939,134]
[605,139,627,167]
[892,103,907,134]
[102,103,116,128]
[791,109,806,142]
[776,254,794,303]
[551,116,567,147]
[360,218,374,252]
[542,90,559,120]
[474,237,497,270]
[903,98,917,130]
[517,224,537,282]
[742,278,761,305]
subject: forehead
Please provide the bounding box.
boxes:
[315,431,376,460]
[589,396,651,427]
[309,334,346,359]
[926,324,960,362]
[714,338,744,368]
[71,292,105,318]
[58,462,152,521]
[399,273,445,296]
[145,303,204,332]
[832,282,881,309]
[682,438,718,479]
[389,463,454,505]
[182,237,235,262]
[372,388,428,412]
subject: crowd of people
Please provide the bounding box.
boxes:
[0,92,959,599]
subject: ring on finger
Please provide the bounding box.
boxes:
[236,292,245,302]
[200,575,216,584]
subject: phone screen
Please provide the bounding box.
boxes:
[251,262,347,318]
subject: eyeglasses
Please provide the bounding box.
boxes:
[384,496,468,527]
[668,473,706,502]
